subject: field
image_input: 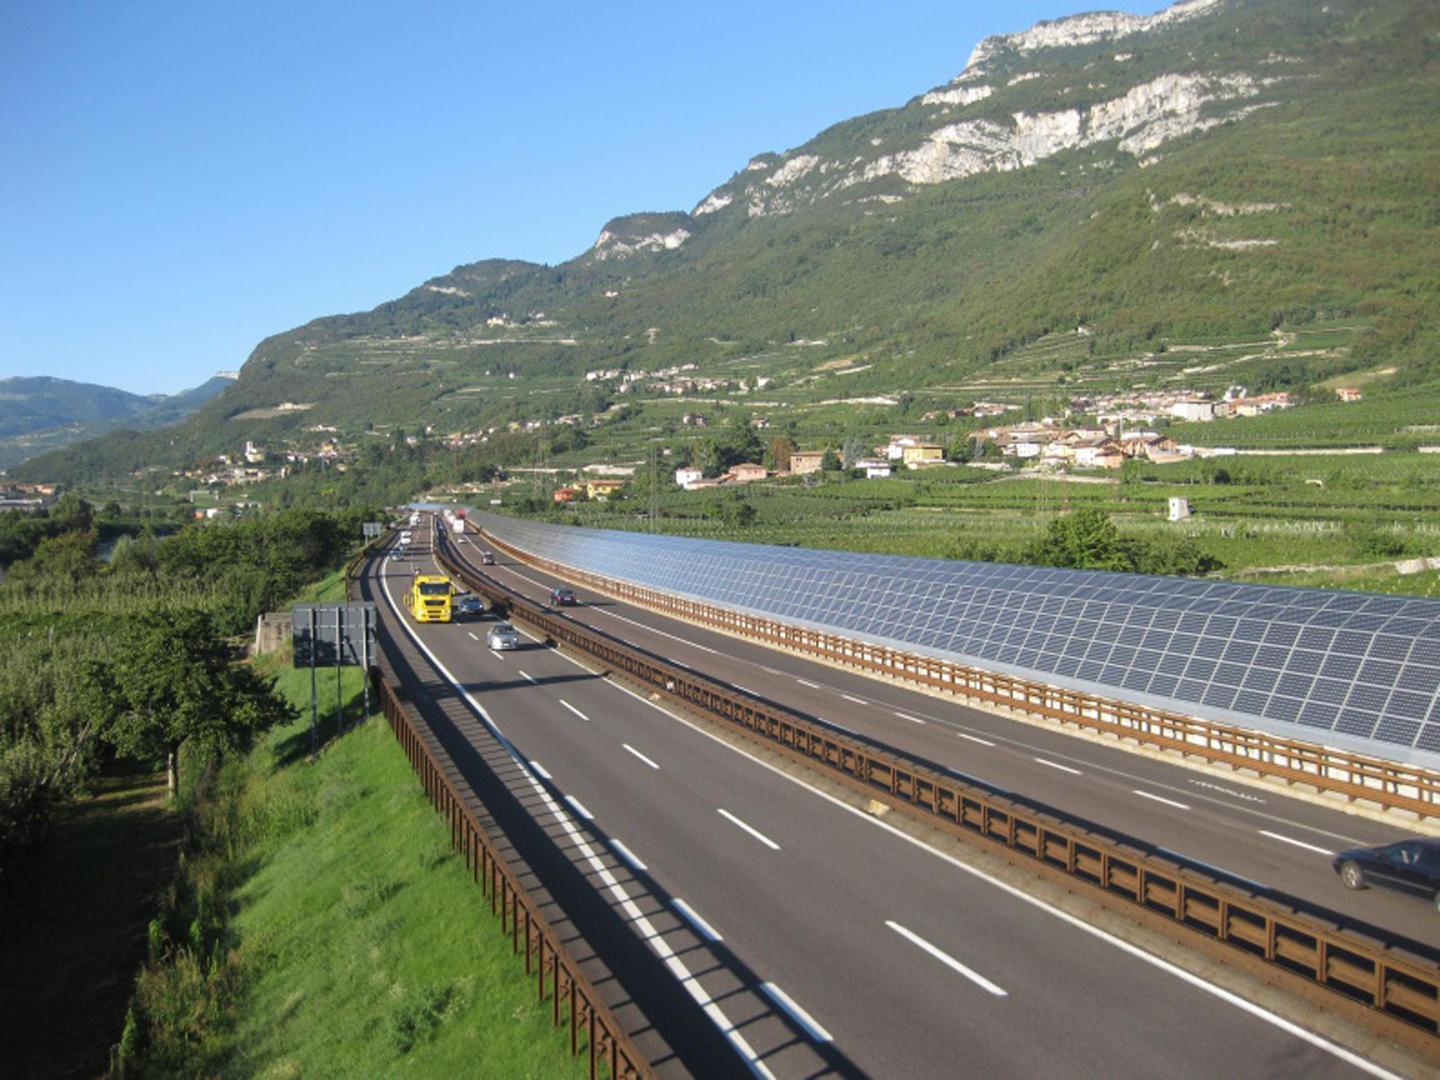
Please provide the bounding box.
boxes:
[538,448,1440,598]
[122,636,586,1077]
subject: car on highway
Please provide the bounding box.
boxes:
[486,622,520,650]
[455,595,485,619]
[1333,837,1440,907]
[550,586,577,606]
[481,551,496,565]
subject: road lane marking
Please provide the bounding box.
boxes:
[611,838,648,872]
[718,808,780,851]
[466,631,479,641]
[623,743,660,770]
[842,693,868,705]
[376,561,774,1078]
[760,982,833,1043]
[886,921,1008,997]
[582,637,1396,1080]
[733,684,756,695]
[1133,790,1191,811]
[892,710,928,725]
[594,604,723,654]
[529,760,552,780]
[1260,830,1335,857]
[489,649,505,660]
[498,563,725,655]
[673,899,723,942]
[1189,779,1266,804]
[560,699,590,722]
[1033,757,1082,775]
[518,669,537,683]
[796,678,821,689]
[565,795,595,821]
[955,731,994,746]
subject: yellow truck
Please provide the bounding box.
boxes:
[405,574,453,623]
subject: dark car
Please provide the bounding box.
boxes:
[1333,837,1440,908]
[550,586,577,606]
[481,552,496,565]
[455,596,486,619]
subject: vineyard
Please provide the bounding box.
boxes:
[543,448,1440,596]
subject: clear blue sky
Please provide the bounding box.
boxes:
[1,1,1153,395]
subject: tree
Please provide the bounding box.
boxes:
[1023,508,1131,571]
[841,437,868,469]
[690,437,722,478]
[765,435,797,473]
[7,528,99,584]
[820,449,843,472]
[109,611,293,795]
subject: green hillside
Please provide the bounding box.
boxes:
[16,0,1440,483]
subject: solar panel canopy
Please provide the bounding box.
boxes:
[470,511,1440,768]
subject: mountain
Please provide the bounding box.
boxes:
[0,374,235,471]
[16,0,1440,482]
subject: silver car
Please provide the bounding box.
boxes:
[487,622,520,650]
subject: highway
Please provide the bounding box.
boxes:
[360,518,1400,1077]
[446,523,1440,951]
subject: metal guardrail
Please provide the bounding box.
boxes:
[474,529,1440,821]
[348,539,652,1080]
[439,529,1440,1056]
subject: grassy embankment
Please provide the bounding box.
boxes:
[123,568,585,1078]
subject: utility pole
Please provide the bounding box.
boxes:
[649,440,659,532]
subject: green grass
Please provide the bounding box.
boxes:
[126,660,587,1078]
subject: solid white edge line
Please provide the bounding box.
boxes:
[591,664,1398,1080]
[565,795,595,821]
[1033,757,1083,775]
[560,699,590,722]
[498,564,723,655]
[955,730,994,746]
[1133,790,1192,811]
[529,760,552,781]
[717,808,781,851]
[673,898,724,943]
[760,981,834,1043]
[816,717,854,733]
[376,557,775,1079]
[611,838,648,872]
[886,920,1007,997]
[1260,830,1336,857]
[623,743,661,770]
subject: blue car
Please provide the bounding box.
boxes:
[1333,837,1440,908]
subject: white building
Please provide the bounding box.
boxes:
[1169,497,1191,522]
[674,467,704,489]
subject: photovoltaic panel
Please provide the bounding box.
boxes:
[472,511,1440,766]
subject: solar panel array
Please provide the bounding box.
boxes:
[474,512,1440,764]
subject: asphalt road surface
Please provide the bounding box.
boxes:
[359,520,1399,1078]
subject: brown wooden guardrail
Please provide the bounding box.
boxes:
[473,526,1440,821]
[436,528,1440,1057]
[348,538,653,1080]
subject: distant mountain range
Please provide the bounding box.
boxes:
[0,374,234,470]
[14,0,1440,482]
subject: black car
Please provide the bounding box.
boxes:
[481,552,496,565]
[1333,837,1440,908]
[550,586,577,606]
[455,596,486,619]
